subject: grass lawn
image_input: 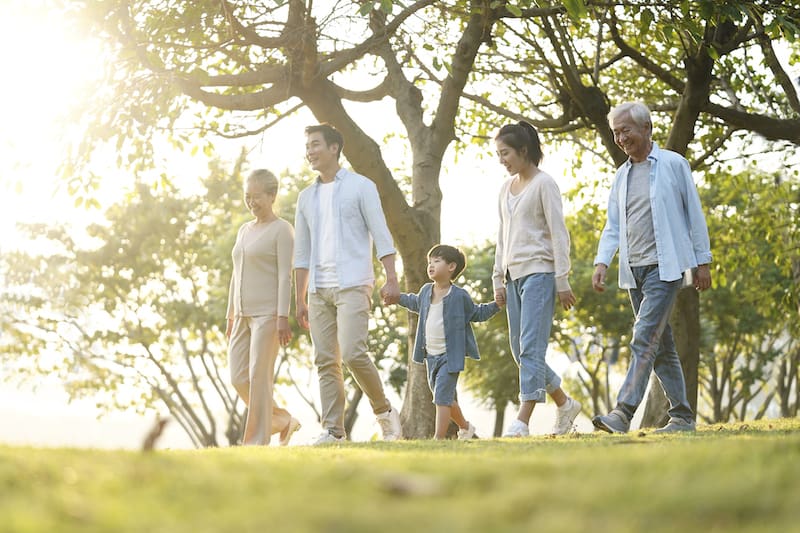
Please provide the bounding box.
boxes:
[1,418,799,532]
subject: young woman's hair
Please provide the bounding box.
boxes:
[305,123,345,159]
[494,121,543,165]
[246,168,279,195]
[428,244,467,280]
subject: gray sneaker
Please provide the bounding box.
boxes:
[592,409,630,434]
[653,418,696,434]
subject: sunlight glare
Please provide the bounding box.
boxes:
[0,2,105,248]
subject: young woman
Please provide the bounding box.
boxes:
[492,121,581,437]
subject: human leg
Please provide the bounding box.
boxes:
[434,405,452,439]
[228,316,252,405]
[428,354,459,439]
[509,274,561,426]
[308,288,346,438]
[336,286,391,414]
[614,266,681,421]
[651,323,694,423]
[336,286,401,440]
[241,315,280,446]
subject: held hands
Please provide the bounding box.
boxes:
[380,277,400,305]
[592,264,608,293]
[494,287,506,307]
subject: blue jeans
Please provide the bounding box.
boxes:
[616,265,694,422]
[506,273,561,403]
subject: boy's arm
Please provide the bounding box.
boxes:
[463,291,501,322]
[398,292,421,313]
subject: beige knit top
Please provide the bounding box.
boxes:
[492,171,572,293]
[227,218,294,319]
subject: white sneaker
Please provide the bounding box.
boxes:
[376,407,402,441]
[279,418,301,447]
[552,397,582,435]
[503,419,529,437]
[311,431,345,445]
[457,422,477,440]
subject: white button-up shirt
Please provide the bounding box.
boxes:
[294,167,396,292]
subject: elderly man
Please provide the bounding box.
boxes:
[591,102,712,434]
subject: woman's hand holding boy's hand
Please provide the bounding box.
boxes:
[494,287,506,307]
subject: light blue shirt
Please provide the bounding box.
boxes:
[294,167,396,292]
[594,143,712,289]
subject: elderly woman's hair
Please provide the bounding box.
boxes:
[608,102,652,129]
[494,121,543,166]
[246,169,279,195]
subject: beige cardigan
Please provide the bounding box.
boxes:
[492,171,572,293]
[227,218,294,319]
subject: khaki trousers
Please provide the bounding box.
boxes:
[309,286,390,437]
[229,315,292,445]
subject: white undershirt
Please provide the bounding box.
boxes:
[425,298,447,356]
[315,182,338,287]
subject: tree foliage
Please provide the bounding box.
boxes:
[47,0,800,435]
[1,157,248,447]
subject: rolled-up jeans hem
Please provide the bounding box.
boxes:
[520,389,547,403]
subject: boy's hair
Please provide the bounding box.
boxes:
[305,123,344,159]
[428,244,467,280]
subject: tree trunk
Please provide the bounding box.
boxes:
[493,404,506,437]
[641,288,700,427]
[398,313,436,438]
[343,386,364,438]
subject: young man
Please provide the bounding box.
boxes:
[591,102,712,434]
[294,123,402,444]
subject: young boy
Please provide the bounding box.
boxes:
[397,244,502,440]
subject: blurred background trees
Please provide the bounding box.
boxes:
[2,0,798,443]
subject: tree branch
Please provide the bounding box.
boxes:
[705,102,800,143]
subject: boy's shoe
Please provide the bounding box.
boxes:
[457,422,477,440]
[653,418,696,434]
[552,397,582,435]
[279,417,301,447]
[376,407,402,441]
[503,419,529,437]
[591,409,630,434]
[311,431,345,445]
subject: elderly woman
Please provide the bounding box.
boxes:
[226,169,300,446]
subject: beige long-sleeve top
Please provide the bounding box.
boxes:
[227,218,294,319]
[492,171,572,293]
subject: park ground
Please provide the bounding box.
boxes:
[1,418,799,532]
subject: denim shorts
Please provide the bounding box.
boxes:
[425,353,459,406]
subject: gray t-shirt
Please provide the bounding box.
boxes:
[626,161,658,266]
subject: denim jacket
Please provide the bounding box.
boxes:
[294,168,396,292]
[399,283,500,373]
[594,143,712,289]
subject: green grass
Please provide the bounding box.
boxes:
[2,419,799,533]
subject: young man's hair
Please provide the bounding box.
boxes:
[428,244,467,280]
[305,123,344,160]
